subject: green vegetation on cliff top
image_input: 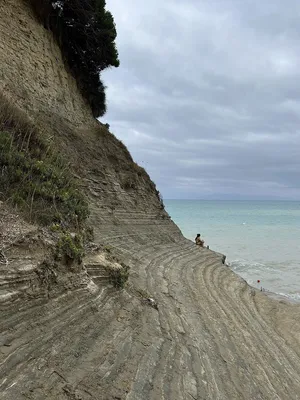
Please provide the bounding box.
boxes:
[29,0,119,118]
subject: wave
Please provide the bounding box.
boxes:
[276,292,300,302]
[229,259,278,272]
[228,258,300,303]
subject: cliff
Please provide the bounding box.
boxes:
[1,1,300,399]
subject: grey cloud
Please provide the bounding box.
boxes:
[102,0,300,199]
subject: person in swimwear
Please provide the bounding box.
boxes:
[195,233,204,247]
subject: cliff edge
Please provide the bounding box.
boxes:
[1,1,300,399]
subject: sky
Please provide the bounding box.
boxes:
[101,0,300,200]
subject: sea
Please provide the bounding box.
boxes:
[164,200,300,302]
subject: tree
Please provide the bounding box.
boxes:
[29,0,120,117]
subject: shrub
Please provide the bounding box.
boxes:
[108,263,129,289]
[55,232,85,264]
[0,97,89,228]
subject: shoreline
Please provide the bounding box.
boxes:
[225,263,300,305]
[203,243,300,305]
[226,261,300,305]
[200,241,300,306]
[260,288,300,304]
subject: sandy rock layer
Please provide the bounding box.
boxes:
[1,211,300,399]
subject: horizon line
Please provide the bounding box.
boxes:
[163,198,300,201]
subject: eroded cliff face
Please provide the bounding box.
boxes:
[0,0,92,126]
[1,2,300,400]
[0,0,181,308]
[0,0,176,223]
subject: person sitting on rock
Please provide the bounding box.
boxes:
[195,233,204,247]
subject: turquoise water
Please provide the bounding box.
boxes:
[165,200,300,301]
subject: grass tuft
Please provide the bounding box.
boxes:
[0,95,89,228]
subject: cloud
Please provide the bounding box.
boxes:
[102,0,300,199]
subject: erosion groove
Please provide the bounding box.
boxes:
[1,207,300,399]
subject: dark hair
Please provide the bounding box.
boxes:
[196,233,200,237]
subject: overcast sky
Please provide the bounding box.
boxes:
[101,0,300,200]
